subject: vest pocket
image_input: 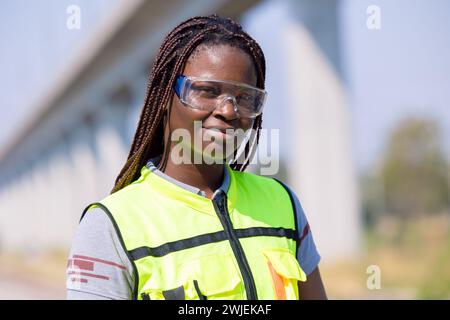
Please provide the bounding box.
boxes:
[262,248,307,300]
[140,283,188,300]
[184,253,244,300]
[139,253,244,300]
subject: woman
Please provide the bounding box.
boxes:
[67,14,326,300]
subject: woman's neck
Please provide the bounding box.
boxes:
[161,157,224,200]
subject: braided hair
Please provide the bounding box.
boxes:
[111,14,266,194]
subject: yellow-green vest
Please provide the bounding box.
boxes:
[82,164,306,300]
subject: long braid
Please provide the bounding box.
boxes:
[112,14,266,193]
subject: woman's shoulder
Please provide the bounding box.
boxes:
[233,169,299,197]
[87,178,148,213]
[231,167,281,186]
[68,206,135,299]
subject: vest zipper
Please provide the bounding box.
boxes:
[212,190,258,300]
[193,279,207,300]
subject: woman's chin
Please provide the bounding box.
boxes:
[201,127,235,144]
[201,145,234,164]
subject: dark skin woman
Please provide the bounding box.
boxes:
[162,43,326,299]
[162,44,255,200]
[69,15,326,300]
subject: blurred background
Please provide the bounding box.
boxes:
[0,0,449,299]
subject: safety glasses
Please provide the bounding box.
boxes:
[173,75,267,118]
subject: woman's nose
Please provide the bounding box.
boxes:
[213,96,239,120]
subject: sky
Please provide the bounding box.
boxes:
[0,0,119,150]
[242,0,450,172]
[341,0,450,171]
[1,0,449,173]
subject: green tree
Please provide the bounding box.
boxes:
[380,117,449,217]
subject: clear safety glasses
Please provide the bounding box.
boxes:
[173,75,267,118]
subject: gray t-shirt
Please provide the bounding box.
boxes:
[66,158,321,299]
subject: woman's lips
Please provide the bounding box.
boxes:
[202,127,235,140]
[203,126,234,132]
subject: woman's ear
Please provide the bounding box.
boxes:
[163,104,168,120]
[162,104,170,145]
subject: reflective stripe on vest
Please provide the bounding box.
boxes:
[82,164,307,300]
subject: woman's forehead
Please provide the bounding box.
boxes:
[183,44,257,85]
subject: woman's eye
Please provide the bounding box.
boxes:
[192,85,219,96]
[237,94,253,103]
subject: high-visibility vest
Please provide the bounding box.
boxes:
[82,164,306,300]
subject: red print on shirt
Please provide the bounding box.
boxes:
[67,254,126,284]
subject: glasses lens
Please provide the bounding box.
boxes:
[184,78,266,117]
[186,80,222,110]
[234,87,265,117]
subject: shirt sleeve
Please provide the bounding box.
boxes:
[66,207,135,300]
[284,185,321,276]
